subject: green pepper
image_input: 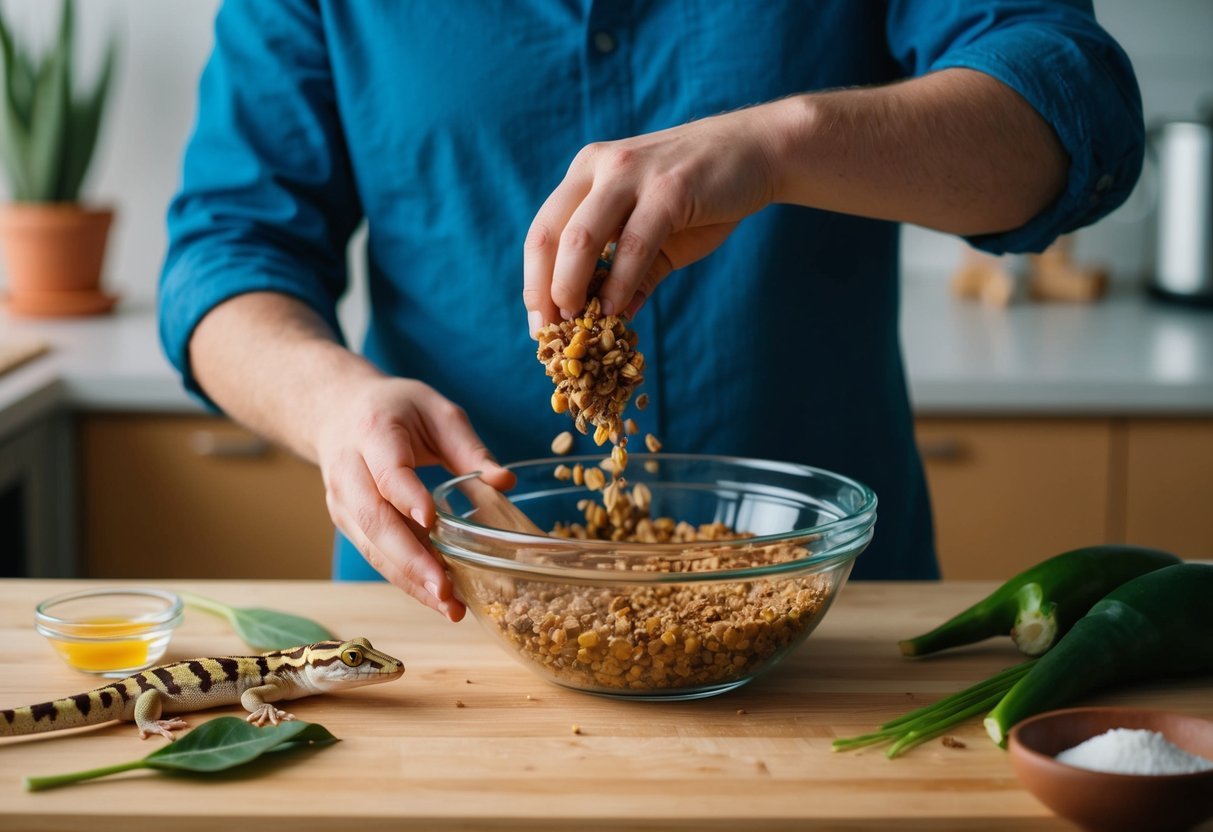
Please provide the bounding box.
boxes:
[984,562,1213,746]
[899,545,1179,658]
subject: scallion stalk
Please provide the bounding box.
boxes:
[832,660,1035,756]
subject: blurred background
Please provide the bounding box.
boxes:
[1,1,1210,582]
[0,0,1210,321]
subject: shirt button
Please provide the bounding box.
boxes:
[592,30,617,54]
[1095,173,1113,192]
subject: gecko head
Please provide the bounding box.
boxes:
[304,637,405,689]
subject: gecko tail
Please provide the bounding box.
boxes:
[0,683,132,737]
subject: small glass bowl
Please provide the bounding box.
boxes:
[34,588,184,677]
[432,454,877,700]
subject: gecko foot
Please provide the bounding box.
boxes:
[138,718,189,740]
[245,705,295,727]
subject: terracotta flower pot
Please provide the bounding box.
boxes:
[0,202,118,317]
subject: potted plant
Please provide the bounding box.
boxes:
[0,0,116,317]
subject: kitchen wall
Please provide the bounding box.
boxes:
[0,0,1209,331]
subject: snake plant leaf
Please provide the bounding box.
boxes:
[9,43,36,127]
[179,590,336,651]
[24,718,338,791]
[0,14,31,200]
[60,35,114,201]
[25,0,71,201]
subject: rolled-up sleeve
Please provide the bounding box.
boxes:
[886,0,1144,254]
[159,0,362,408]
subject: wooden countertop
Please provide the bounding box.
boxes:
[2,579,1210,831]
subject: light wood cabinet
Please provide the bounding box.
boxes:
[76,414,1213,582]
[915,418,1114,580]
[917,417,1213,579]
[1122,419,1213,559]
[79,414,333,579]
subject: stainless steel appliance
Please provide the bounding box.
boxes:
[1150,117,1213,305]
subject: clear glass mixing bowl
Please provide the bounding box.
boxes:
[432,454,877,700]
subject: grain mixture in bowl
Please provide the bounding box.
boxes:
[474,461,831,693]
[480,539,831,694]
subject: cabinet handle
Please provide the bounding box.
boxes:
[189,430,270,458]
[918,437,968,462]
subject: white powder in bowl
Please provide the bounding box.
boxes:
[1056,728,1213,775]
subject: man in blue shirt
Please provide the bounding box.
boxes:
[161,2,1143,621]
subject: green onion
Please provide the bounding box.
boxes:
[832,660,1036,758]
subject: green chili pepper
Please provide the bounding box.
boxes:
[899,545,1180,658]
[984,562,1213,747]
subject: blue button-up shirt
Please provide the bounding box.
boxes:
[161,1,1143,581]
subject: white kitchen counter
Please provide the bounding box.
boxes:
[2,280,1212,439]
[0,297,194,438]
[900,279,1213,414]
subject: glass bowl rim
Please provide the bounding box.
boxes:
[34,587,184,637]
[432,453,878,583]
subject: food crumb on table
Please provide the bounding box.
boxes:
[455,699,465,708]
[571,724,582,735]
[736,708,747,716]
[941,736,966,749]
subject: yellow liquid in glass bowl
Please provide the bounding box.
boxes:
[45,616,153,673]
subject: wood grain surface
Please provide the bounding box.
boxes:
[1,579,1210,831]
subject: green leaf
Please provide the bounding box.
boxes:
[60,32,114,201]
[9,44,36,126]
[0,18,37,130]
[179,591,335,651]
[226,608,335,651]
[24,718,338,791]
[143,717,338,773]
[0,14,32,199]
[24,0,71,200]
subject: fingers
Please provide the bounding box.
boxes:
[361,421,431,525]
[525,143,644,333]
[630,221,739,318]
[318,379,515,622]
[661,221,740,273]
[548,187,634,317]
[525,113,772,329]
[524,142,699,326]
[598,194,676,318]
[325,448,465,622]
[523,161,594,336]
[418,398,516,492]
[522,217,562,338]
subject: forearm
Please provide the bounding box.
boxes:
[762,68,1068,236]
[189,292,383,463]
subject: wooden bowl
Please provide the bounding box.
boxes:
[1008,707,1213,832]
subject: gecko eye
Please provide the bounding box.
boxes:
[341,647,364,667]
